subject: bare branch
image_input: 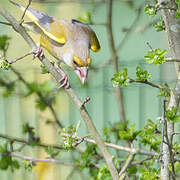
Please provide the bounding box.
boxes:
[129,78,169,92]
[116,5,143,51]
[0,21,12,26]
[131,157,153,165]
[2,152,74,167]
[106,0,126,123]
[0,133,63,150]
[5,52,33,64]
[19,0,32,22]
[119,153,135,177]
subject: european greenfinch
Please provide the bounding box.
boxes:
[9,0,100,87]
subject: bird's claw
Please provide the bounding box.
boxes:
[56,67,70,89]
[33,46,44,59]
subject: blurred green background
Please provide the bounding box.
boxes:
[0,0,176,179]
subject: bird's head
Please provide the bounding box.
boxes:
[62,41,91,84]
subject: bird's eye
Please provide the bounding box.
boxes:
[73,60,78,66]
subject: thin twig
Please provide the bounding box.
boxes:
[19,0,32,23]
[119,153,135,177]
[0,133,64,150]
[116,5,143,51]
[160,100,166,163]
[146,41,154,51]
[6,52,33,64]
[0,21,12,26]
[131,156,153,165]
[80,96,90,108]
[129,78,169,91]
[165,57,180,62]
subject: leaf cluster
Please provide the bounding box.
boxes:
[111,68,129,87]
[0,143,20,171]
[144,48,167,65]
[139,120,161,152]
[22,123,40,147]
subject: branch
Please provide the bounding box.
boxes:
[116,4,143,51]
[129,78,169,91]
[19,0,32,22]
[119,153,135,177]
[2,152,74,167]
[0,6,119,179]
[106,0,126,123]
[131,156,153,165]
[157,0,180,179]
[0,21,12,26]
[5,52,33,64]
[61,133,159,156]
[0,133,63,150]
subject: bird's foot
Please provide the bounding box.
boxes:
[56,67,70,89]
[32,43,44,59]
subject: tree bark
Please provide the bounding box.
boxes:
[158,0,180,179]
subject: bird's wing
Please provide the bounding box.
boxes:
[72,19,100,52]
[9,0,66,44]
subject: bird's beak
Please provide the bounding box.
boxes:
[75,66,88,84]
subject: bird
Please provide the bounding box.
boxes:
[9,0,100,88]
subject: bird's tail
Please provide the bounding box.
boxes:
[8,0,25,11]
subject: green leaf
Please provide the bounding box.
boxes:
[45,147,59,158]
[23,160,36,171]
[0,35,11,51]
[165,107,178,121]
[144,5,156,17]
[0,143,8,154]
[176,0,180,18]
[139,120,161,151]
[139,167,159,180]
[127,165,137,175]
[35,98,47,111]
[153,18,165,32]
[144,48,167,65]
[77,11,92,23]
[136,66,151,81]
[175,161,180,173]
[97,164,111,180]
[157,83,170,97]
[119,124,141,142]
[111,68,130,87]
[40,64,49,74]
[0,56,10,70]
